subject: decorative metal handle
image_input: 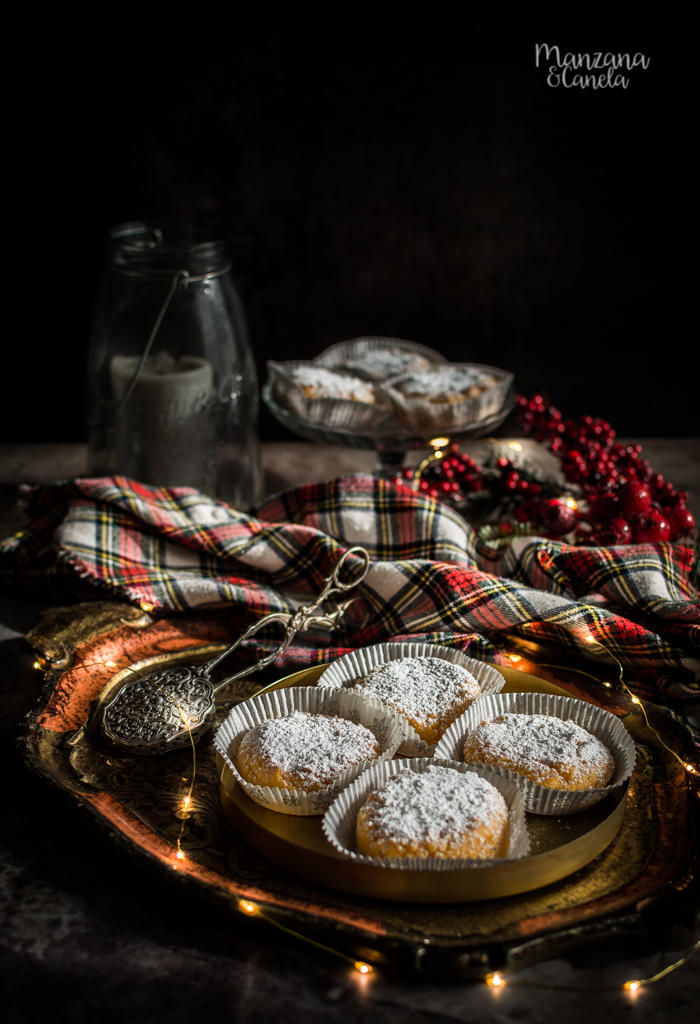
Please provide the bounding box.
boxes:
[207,546,370,692]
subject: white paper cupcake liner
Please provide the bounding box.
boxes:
[321,757,530,869]
[434,692,636,815]
[213,686,406,816]
[377,363,514,431]
[318,642,505,756]
[313,336,447,381]
[266,360,392,430]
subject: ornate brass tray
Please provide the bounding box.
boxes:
[19,601,700,978]
[218,667,628,902]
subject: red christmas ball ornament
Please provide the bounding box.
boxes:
[542,498,578,535]
[619,481,651,517]
[633,509,671,543]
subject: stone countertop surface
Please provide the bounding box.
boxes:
[1,441,699,1023]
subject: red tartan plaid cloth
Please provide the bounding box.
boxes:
[1,475,698,702]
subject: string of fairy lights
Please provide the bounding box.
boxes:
[507,640,699,781]
[32,621,699,992]
[484,937,700,992]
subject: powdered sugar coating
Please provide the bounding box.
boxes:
[464,713,615,791]
[356,765,509,859]
[289,366,375,404]
[393,365,496,401]
[354,657,481,745]
[342,348,431,381]
[237,711,380,792]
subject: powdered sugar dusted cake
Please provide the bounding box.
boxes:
[237,711,380,792]
[341,347,431,382]
[288,365,376,403]
[378,361,512,431]
[354,656,481,746]
[267,359,393,429]
[463,713,615,791]
[392,364,497,402]
[356,765,510,859]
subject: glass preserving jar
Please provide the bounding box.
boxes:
[85,221,262,508]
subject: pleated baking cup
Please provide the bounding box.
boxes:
[266,360,392,430]
[313,336,447,381]
[318,642,505,757]
[377,363,514,431]
[213,686,406,816]
[434,692,636,815]
[321,757,530,869]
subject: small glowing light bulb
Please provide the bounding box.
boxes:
[631,696,641,704]
[105,660,117,668]
[624,980,640,992]
[486,972,504,987]
[430,436,450,449]
[565,498,578,510]
[686,764,697,774]
[585,636,597,644]
[176,850,184,860]
[33,661,41,669]
[239,900,257,914]
[354,962,373,974]
[603,682,611,688]
[509,655,522,663]
[507,441,523,452]
[140,601,154,612]
[183,796,190,807]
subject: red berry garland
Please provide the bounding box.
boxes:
[392,394,695,547]
[403,451,485,502]
[515,394,694,544]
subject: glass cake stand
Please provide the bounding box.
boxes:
[262,381,516,475]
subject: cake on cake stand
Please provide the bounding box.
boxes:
[262,381,516,477]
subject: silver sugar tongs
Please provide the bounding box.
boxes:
[101,545,370,755]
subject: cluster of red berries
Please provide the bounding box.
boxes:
[396,448,571,533]
[398,449,484,501]
[516,394,695,545]
[399,449,550,505]
[391,394,695,547]
[586,480,694,545]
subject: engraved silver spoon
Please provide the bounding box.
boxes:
[101,546,370,755]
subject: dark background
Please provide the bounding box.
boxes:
[5,20,693,443]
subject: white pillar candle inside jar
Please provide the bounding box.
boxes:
[110,351,215,488]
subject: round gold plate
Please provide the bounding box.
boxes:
[217,663,629,902]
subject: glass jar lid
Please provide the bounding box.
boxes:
[105,221,232,279]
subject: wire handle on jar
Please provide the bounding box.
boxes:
[111,270,189,415]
